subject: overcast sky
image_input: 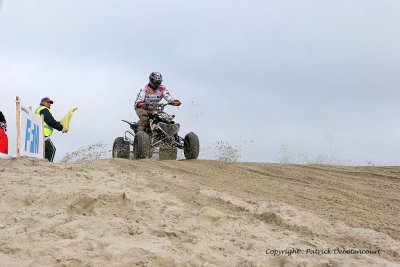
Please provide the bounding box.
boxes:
[1,0,399,165]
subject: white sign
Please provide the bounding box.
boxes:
[0,153,13,159]
[19,104,44,158]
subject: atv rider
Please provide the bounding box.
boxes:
[135,72,181,131]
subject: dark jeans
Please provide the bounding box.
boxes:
[45,138,56,162]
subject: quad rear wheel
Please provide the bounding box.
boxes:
[159,146,177,160]
[184,132,199,159]
[112,137,130,159]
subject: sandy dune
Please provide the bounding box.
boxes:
[0,157,399,266]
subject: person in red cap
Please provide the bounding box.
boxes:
[35,97,68,162]
[0,111,8,155]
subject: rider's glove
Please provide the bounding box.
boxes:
[137,102,148,109]
[170,100,181,106]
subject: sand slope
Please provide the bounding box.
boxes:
[0,157,399,266]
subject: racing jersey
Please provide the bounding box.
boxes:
[135,83,173,110]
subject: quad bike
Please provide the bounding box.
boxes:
[112,101,200,160]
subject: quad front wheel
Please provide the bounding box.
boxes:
[133,131,150,159]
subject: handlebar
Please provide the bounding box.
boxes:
[152,100,181,111]
[137,100,181,110]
